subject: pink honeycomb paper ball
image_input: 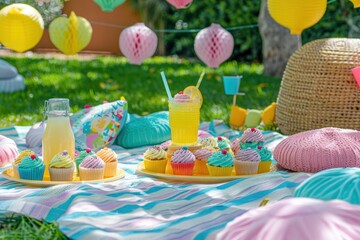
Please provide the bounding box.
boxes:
[194,23,234,68]
[166,0,192,9]
[119,23,158,65]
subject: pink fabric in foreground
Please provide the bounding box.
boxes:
[217,198,360,240]
[0,135,19,167]
[273,127,360,172]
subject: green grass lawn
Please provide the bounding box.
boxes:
[0,55,280,128]
[0,55,280,239]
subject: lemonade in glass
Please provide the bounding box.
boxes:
[169,86,203,146]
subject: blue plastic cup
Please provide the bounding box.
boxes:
[223,76,242,95]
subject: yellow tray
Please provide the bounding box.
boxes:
[136,162,274,183]
[1,167,125,187]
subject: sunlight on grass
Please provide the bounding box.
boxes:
[0,55,280,128]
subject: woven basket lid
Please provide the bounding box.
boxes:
[276,38,360,135]
[273,127,360,172]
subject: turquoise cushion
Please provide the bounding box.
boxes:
[294,168,360,205]
[116,111,171,148]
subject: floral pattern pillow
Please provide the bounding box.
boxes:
[71,100,128,149]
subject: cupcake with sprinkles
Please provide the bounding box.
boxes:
[79,155,105,180]
[96,147,118,177]
[194,147,215,175]
[207,150,234,176]
[239,128,264,150]
[49,150,75,181]
[75,148,95,174]
[235,148,260,175]
[256,146,272,173]
[18,154,45,180]
[12,149,35,178]
[143,146,167,173]
[199,137,218,150]
[171,147,195,175]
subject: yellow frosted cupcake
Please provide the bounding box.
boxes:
[96,147,118,177]
[199,137,218,149]
[143,146,167,173]
[13,150,35,178]
[49,150,75,181]
[193,147,215,175]
[207,150,234,176]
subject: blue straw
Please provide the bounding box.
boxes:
[160,71,172,99]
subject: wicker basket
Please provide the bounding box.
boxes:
[276,38,360,135]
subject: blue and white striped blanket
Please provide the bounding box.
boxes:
[0,120,311,239]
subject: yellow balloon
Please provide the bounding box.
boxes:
[350,0,360,8]
[229,105,247,128]
[0,4,44,53]
[49,11,93,55]
[268,0,327,35]
[261,102,277,126]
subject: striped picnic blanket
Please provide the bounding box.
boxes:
[0,119,311,240]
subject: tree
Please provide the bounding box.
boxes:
[130,0,169,55]
[258,0,301,78]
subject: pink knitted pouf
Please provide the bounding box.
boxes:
[0,135,19,167]
[273,127,360,172]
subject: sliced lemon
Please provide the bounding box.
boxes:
[184,86,203,106]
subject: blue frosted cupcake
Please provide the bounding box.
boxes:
[207,150,234,176]
[18,154,45,180]
[256,146,272,173]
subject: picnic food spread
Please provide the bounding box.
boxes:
[140,86,273,179]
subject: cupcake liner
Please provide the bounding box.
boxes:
[12,163,19,179]
[194,160,209,175]
[234,161,260,175]
[79,167,104,181]
[171,162,195,175]
[165,156,173,174]
[207,165,233,176]
[143,158,167,174]
[104,161,118,177]
[49,167,75,181]
[18,165,45,180]
[258,161,272,173]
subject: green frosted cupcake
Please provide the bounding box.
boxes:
[18,154,45,181]
[49,150,75,181]
[256,146,272,173]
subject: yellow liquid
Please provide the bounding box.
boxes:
[169,99,201,146]
[42,116,75,178]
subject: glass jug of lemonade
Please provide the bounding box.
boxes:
[42,98,75,178]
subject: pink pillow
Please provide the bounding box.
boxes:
[217,198,360,240]
[273,127,360,172]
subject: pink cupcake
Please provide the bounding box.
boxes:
[234,149,260,175]
[194,147,214,175]
[231,138,241,155]
[79,155,105,180]
[239,128,264,150]
[171,147,195,175]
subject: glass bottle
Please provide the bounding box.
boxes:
[42,98,75,178]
